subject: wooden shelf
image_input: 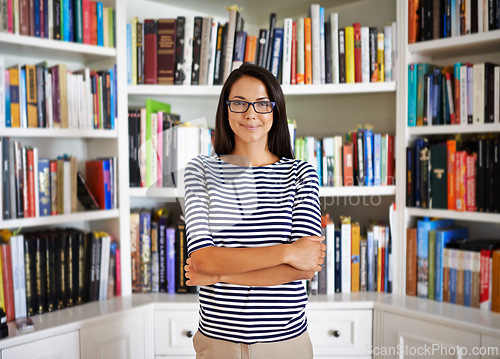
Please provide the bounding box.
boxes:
[407,123,500,136]
[406,207,500,223]
[408,29,500,59]
[0,32,116,62]
[127,82,396,97]
[0,210,120,230]
[1,128,118,139]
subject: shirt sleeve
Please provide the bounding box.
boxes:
[184,156,214,255]
[290,161,322,241]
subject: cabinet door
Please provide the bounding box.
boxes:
[381,312,481,359]
[481,334,500,359]
[2,330,80,359]
[307,309,372,357]
[80,311,147,359]
[155,310,198,356]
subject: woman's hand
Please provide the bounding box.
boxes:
[284,236,326,271]
[185,258,220,286]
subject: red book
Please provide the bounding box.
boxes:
[7,0,13,33]
[157,19,176,85]
[480,249,492,310]
[143,19,158,84]
[19,0,29,35]
[1,244,15,322]
[447,140,456,210]
[82,0,91,44]
[387,134,395,185]
[455,151,467,211]
[290,21,297,85]
[466,153,477,212]
[353,22,362,83]
[29,0,35,36]
[50,160,57,215]
[26,148,35,218]
[90,1,97,45]
[39,0,45,38]
[343,141,354,186]
[85,160,105,209]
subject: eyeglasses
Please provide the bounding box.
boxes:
[226,100,276,114]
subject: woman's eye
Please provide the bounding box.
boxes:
[233,101,244,106]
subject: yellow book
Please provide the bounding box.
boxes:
[131,17,138,85]
[377,32,385,82]
[345,26,354,83]
[8,65,20,128]
[351,222,360,292]
[24,64,38,128]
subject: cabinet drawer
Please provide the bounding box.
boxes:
[307,309,372,356]
[2,330,80,359]
[155,310,199,356]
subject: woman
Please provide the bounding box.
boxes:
[183,63,325,359]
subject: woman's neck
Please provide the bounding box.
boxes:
[226,143,279,167]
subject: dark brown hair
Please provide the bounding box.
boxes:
[213,63,294,159]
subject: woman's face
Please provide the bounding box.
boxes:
[227,76,274,149]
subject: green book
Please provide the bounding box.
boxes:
[74,0,83,43]
[428,230,436,300]
[108,8,115,48]
[145,99,171,187]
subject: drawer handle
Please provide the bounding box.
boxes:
[186,330,194,338]
[331,330,341,338]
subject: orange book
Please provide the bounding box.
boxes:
[406,227,417,296]
[491,250,500,313]
[351,222,360,292]
[466,153,477,212]
[8,66,20,128]
[244,36,257,63]
[343,141,354,186]
[447,140,456,210]
[0,244,15,322]
[90,1,98,45]
[345,26,354,83]
[455,151,467,211]
[24,65,38,128]
[408,0,420,44]
[304,17,312,85]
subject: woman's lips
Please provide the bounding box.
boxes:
[241,124,260,130]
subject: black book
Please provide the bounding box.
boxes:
[334,230,341,293]
[485,63,497,123]
[212,23,224,85]
[214,23,228,86]
[485,138,494,212]
[84,231,94,303]
[35,233,47,315]
[494,138,500,213]
[77,171,99,210]
[406,147,415,207]
[324,21,332,84]
[419,139,430,208]
[14,141,24,218]
[65,229,79,307]
[92,233,102,301]
[76,230,87,305]
[54,231,66,309]
[157,212,169,292]
[338,28,346,83]
[35,62,47,128]
[97,70,111,129]
[175,221,195,293]
[136,21,144,84]
[265,13,277,70]
[256,29,268,68]
[423,73,430,125]
[488,0,497,30]
[368,27,377,82]
[476,137,485,212]
[430,143,447,209]
[421,0,433,40]
[1,138,10,220]
[444,0,451,37]
[356,130,365,185]
[191,16,203,85]
[54,0,61,40]
[432,0,441,39]
[174,16,185,85]
[471,0,478,33]
[44,232,56,312]
[24,235,37,316]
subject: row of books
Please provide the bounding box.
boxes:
[406,137,500,212]
[310,213,393,295]
[0,59,117,130]
[128,100,213,189]
[408,62,500,126]
[407,218,500,312]
[126,5,397,86]
[293,130,396,187]
[408,0,500,43]
[130,208,194,294]
[0,0,115,47]
[0,138,117,221]
[0,228,120,322]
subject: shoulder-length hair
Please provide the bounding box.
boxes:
[213,63,294,159]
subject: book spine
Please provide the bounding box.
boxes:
[296,19,304,85]
[269,28,283,80]
[304,17,312,84]
[190,16,202,84]
[143,19,157,85]
[338,28,345,83]
[353,22,361,83]
[345,26,354,83]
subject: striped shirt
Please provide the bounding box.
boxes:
[184,154,321,344]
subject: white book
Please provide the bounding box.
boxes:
[494,66,499,123]
[322,137,334,187]
[341,221,351,293]
[282,18,293,85]
[99,235,111,301]
[206,20,219,86]
[483,0,488,32]
[305,136,316,171]
[21,147,27,215]
[310,4,321,84]
[466,0,471,34]
[384,25,392,82]
[319,7,325,84]
[45,72,53,128]
[182,16,194,86]
[460,65,468,124]
[223,9,237,82]
[13,0,19,34]
[33,147,39,217]
[198,17,212,86]
[48,0,53,39]
[12,235,27,319]
[20,68,27,128]
[473,63,485,124]
[63,160,71,214]
[0,57,4,128]
[361,26,369,83]
[151,113,158,187]
[325,223,335,294]
[333,136,342,187]
[477,0,484,33]
[330,13,339,84]
[296,18,305,85]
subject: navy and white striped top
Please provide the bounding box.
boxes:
[184,154,321,344]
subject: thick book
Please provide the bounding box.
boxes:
[143,19,157,85]
[77,171,99,210]
[269,28,283,80]
[22,65,36,128]
[166,227,176,294]
[157,19,176,85]
[406,147,415,207]
[430,143,447,209]
[0,244,15,321]
[256,28,268,69]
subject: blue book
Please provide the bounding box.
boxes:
[367,230,374,291]
[364,129,374,186]
[316,139,322,186]
[413,139,425,207]
[20,69,27,127]
[373,133,381,186]
[139,210,152,292]
[127,24,132,84]
[384,227,390,292]
[449,249,458,303]
[425,73,433,124]
[62,0,70,41]
[38,158,51,217]
[319,6,325,84]
[68,0,73,41]
[408,64,417,126]
[463,251,472,307]
[432,69,440,125]
[44,0,49,38]
[334,230,341,293]
[5,74,11,127]
[434,227,468,302]
[158,214,168,292]
[102,159,111,209]
[166,227,176,294]
[34,0,41,37]
[417,218,454,298]
[269,27,283,79]
[97,2,104,46]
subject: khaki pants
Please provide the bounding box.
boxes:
[193,330,313,359]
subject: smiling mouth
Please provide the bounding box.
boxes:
[241,124,260,130]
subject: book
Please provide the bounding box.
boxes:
[77,171,99,210]
[406,227,417,296]
[143,19,157,85]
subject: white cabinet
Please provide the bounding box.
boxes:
[481,334,500,359]
[381,312,481,359]
[154,310,198,357]
[1,330,80,359]
[308,309,372,358]
[80,310,148,359]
